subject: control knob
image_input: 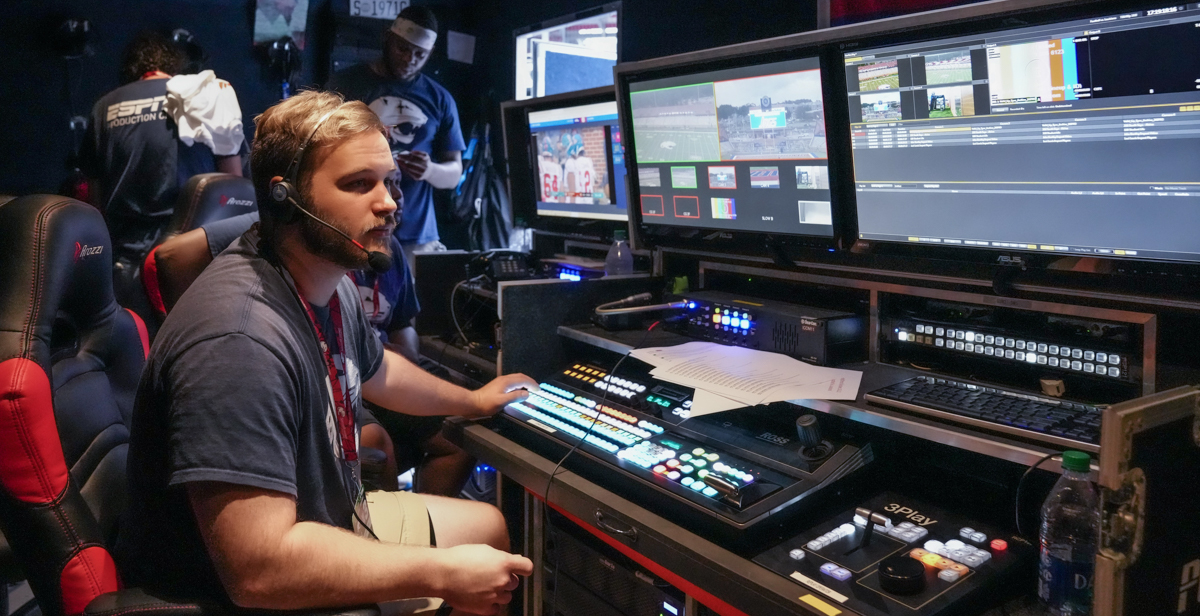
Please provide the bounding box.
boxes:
[878,555,926,595]
[795,414,833,460]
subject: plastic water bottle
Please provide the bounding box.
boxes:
[605,229,634,276]
[1038,450,1100,615]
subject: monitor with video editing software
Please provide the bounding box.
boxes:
[619,51,847,250]
[842,3,1200,265]
[624,52,849,249]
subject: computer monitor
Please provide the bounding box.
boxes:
[500,87,630,241]
[843,3,1200,265]
[527,101,628,222]
[619,51,846,250]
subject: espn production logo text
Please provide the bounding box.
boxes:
[106,96,167,128]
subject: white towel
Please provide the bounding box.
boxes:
[165,70,245,156]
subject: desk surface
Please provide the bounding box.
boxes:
[451,420,1043,616]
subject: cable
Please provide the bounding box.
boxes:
[540,320,660,504]
[449,274,487,347]
[1014,451,1062,538]
[541,320,660,616]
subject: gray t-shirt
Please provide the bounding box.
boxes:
[116,233,384,604]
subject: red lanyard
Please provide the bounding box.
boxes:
[299,294,358,463]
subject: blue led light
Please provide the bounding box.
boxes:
[687,302,696,309]
[720,315,730,325]
[740,319,750,329]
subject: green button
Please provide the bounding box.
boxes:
[679,453,693,461]
[697,469,709,478]
[661,440,682,450]
[692,448,706,455]
[692,459,707,468]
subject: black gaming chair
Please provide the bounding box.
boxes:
[0,195,380,616]
[142,173,255,324]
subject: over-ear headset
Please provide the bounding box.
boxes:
[269,109,337,223]
[268,107,393,274]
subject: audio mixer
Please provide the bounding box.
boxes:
[754,492,1034,616]
[490,360,875,537]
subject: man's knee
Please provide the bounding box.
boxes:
[475,502,509,552]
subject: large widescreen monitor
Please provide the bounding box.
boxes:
[623,53,841,244]
[527,101,628,222]
[843,4,1200,264]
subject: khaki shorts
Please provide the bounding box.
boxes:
[366,490,432,547]
[367,491,445,615]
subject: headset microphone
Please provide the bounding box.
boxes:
[288,196,394,274]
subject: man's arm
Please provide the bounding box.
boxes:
[394,150,462,190]
[385,322,419,364]
[216,155,243,176]
[187,482,530,612]
[362,348,533,418]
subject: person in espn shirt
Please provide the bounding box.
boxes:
[81,31,245,312]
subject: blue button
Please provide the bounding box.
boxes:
[740,319,750,329]
[701,486,719,497]
[720,316,730,325]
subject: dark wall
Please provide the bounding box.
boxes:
[0,0,813,197]
[0,0,472,197]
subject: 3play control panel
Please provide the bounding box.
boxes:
[754,492,1033,616]
[492,361,874,533]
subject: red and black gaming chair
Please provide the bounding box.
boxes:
[0,195,151,616]
[0,196,384,616]
[142,173,256,325]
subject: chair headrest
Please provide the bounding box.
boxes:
[169,173,256,234]
[0,196,119,369]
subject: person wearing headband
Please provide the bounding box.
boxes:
[329,5,465,270]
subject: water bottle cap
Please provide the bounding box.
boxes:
[1061,450,1091,472]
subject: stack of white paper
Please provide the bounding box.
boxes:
[629,341,862,418]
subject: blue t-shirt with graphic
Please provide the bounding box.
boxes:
[330,64,465,245]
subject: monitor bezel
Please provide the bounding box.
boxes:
[500,86,632,242]
[615,46,857,255]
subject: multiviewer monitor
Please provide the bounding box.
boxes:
[844,4,1200,264]
[527,101,629,222]
[626,55,836,239]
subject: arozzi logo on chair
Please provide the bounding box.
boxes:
[219,195,254,208]
[74,242,103,262]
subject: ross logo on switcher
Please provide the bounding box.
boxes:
[756,432,791,446]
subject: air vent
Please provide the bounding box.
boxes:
[773,322,800,354]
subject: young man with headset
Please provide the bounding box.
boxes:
[117,90,534,614]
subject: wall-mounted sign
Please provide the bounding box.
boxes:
[349,0,409,21]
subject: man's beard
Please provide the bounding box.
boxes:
[297,209,392,271]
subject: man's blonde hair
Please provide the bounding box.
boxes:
[250,90,388,245]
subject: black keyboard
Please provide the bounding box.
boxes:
[866,376,1103,452]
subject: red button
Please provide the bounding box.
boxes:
[653,465,667,474]
[990,539,1008,551]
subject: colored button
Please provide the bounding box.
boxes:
[920,553,942,566]
[692,459,707,468]
[679,453,693,461]
[705,453,720,461]
[665,459,680,468]
[909,548,928,559]
[701,486,719,498]
[692,448,706,455]
[789,548,805,561]
[697,469,709,478]
[667,471,681,480]
[991,539,1008,551]
[938,569,960,582]
[680,465,694,473]
[653,465,667,474]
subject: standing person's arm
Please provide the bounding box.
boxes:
[394,150,462,189]
[216,155,243,176]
